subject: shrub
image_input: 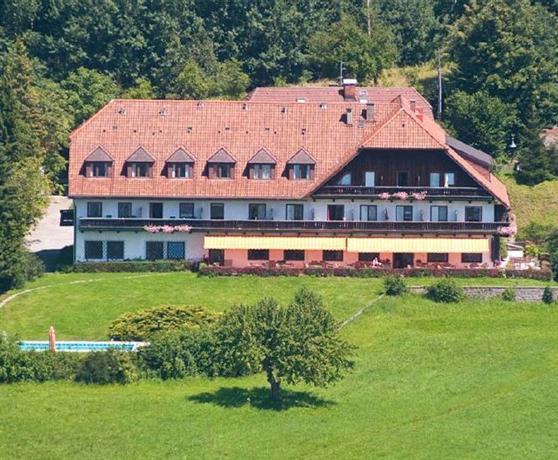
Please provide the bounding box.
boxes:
[108,305,221,341]
[542,286,555,304]
[72,260,196,273]
[138,330,221,379]
[384,274,407,296]
[426,278,464,303]
[501,287,516,301]
[75,349,138,384]
[0,334,81,383]
[23,252,44,282]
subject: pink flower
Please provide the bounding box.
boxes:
[378,192,391,200]
[411,191,427,200]
[393,191,409,200]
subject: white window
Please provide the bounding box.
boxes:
[292,164,311,179]
[430,173,441,187]
[364,171,375,187]
[396,205,413,222]
[444,172,455,187]
[337,172,352,185]
[430,206,448,222]
[252,164,273,179]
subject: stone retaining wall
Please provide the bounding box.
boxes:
[410,286,558,302]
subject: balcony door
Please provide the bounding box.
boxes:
[364,171,375,187]
[210,203,224,220]
[394,253,414,269]
[149,202,163,219]
[327,204,345,221]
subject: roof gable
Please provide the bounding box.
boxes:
[287,149,315,164]
[166,147,195,163]
[127,146,155,162]
[84,146,113,162]
[208,147,236,164]
[248,148,276,164]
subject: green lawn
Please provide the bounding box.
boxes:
[1,274,558,459]
[0,272,553,339]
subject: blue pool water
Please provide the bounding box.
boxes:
[19,341,147,352]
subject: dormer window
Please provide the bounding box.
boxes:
[207,148,236,179]
[287,149,315,180]
[83,147,113,178]
[125,147,155,178]
[166,148,194,179]
[247,148,276,180]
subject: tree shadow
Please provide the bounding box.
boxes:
[188,386,335,411]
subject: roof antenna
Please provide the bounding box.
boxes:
[338,61,345,86]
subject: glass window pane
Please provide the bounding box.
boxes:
[118,202,132,218]
[430,173,440,187]
[146,241,164,260]
[284,250,304,261]
[107,241,124,260]
[286,204,303,220]
[167,242,185,260]
[427,253,448,263]
[85,241,103,260]
[364,171,375,187]
[210,203,224,219]
[465,207,482,222]
[248,249,269,260]
[445,172,455,187]
[179,203,194,218]
[87,202,102,218]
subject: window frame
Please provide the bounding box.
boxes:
[427,253,449,263]
[170,163,192,179]
[284,250,305,261]
[323,250,344,262]
[210,203,225,220]
[179,202,195,219]
[87,202,103,218]
[84,241,103,260]
[465,206,483,222]
[106,241,125,260]
[397,171,409,187]
[149,202,163,219]
[430,205,448,222]
[91,162,109,177]
[358,252,380,262]
[286,204,304,220]
[251,164,273,180]
[146,241,165,260]
[215,163,232,179]
[337,172,352,186]
[118,202,132,218]
[396,205,413,222]
[430,172,441,187]
[248,203,267,220]
[130,162,149,178]
[360,205,377,221]
[247,249,270,261]
[167,241,185,260]
[461,253,483,263]
[292,164,311,180]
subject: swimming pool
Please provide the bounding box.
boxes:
[19,341,148,352]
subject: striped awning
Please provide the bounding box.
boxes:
[347,237,489,253]
[204,236,346,250]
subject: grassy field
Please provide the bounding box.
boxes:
[0,272,554,340]
[1,273,558,459]
[500,174,558,234]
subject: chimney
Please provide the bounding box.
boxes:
[409,99,417,113]
[346,108,353,125]
[342,78,358,101]
[365,102,375,122]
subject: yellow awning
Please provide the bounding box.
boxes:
[347,237,489,253]
[204,236,346,250]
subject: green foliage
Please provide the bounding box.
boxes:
[547,228,558,282]
[542,286,555,304]
[426,278,464,303]
[108,305,221,341]
[121,78,155,99]
[384,275,408,296]
[0,334,81,383]
[501,287,516,302]
[61,67,119,125]
[444,90,518,158]
[167,59,250,100]
[138,330,221,379]
[75,349,138,384]
[308,16,396,83]
[214,288,354,401]
[23,252,44,282]
[0,39,50,293]
[71,260,195,273]
[515,115,552,185]
[378,0,440,65]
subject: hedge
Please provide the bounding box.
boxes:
[198,265,553,281]
[71,260,197,273]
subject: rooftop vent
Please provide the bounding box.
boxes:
[296,97,306,103]
[117,107,126,115]
[159,108,169,116]
[196,102,204,109]
[346,108,353,125]
[281,107,288,114]
[342,78,358,101]
[242,103,248,110]
[319,102,327,109]
[365,102,375,122]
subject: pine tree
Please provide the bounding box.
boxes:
[514,114,551,185]
[0,39,50,292]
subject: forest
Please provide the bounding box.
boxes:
[0,0,557,290]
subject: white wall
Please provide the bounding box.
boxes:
[75,198,496,222]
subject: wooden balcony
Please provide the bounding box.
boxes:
[313,186,492,199]
[78,218,508,234]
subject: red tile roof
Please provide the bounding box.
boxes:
[68,92,509,208]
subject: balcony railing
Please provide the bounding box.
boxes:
[79,218,508,234]
[313,186,491,198]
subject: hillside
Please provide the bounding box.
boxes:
[500,174,558,235]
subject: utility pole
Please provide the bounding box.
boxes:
[437,56,443,119]
[339,61,345,84]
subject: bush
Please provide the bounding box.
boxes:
[384,275,407,296]
[0,334,81,383]
[138,330,221,379]
[75,349,138,384]
[426,278,464,303]
[72,260,196,273]
[501,287,516,301]
[542,286,555,304]
[108,305,221,341]
[23,252,44,282]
